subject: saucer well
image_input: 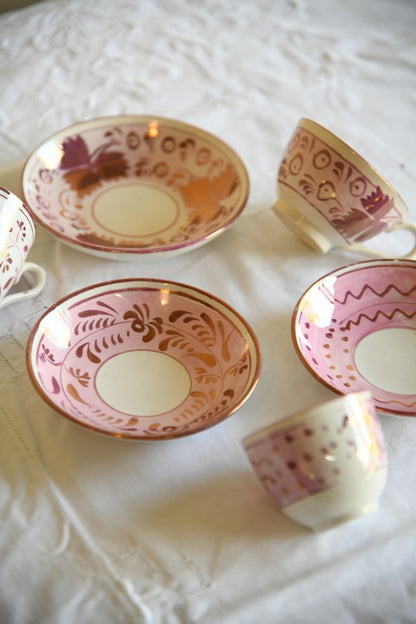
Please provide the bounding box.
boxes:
[26,279,261,440]
[292,259,416,416]
[22,115,249,259]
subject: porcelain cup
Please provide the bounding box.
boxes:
[273,118,416,258]
[0,187,45,309]
[242,391,387,531]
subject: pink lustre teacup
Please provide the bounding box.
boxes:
[273,118,416,258]
[242,391,387,531]
[0,187,45,309]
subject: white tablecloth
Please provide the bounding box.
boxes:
[1,1,416,622]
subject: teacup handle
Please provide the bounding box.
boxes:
[339,221,416,260]
[0,262,46,310]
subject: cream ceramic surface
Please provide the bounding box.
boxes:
[243,392,387,530]
[274,118,416,258]
[22,115,249,259]
[292,259,416,416]
[26,278,261,440]
[0,187,45,308]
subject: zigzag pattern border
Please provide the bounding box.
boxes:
[342,307,416,331]
[333,282,416,306]
[377,397,416,408]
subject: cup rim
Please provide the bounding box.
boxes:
[297,117,408,215]
[241,390,373,448]
[0,185,37,232]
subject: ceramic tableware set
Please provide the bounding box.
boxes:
[3,114,415,531]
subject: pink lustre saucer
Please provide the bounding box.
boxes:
[26,279,261,440]
[22,115,249,259]
[292,259,416,417]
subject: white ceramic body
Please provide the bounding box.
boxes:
[0,187,45,309]
[274,118,416,258]
[242,392,387,531]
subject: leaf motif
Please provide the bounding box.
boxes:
[142,326,156,342]
[97,300,118,313]
[123,417,138,428]
[169,310,189,323]
[159,337,176,350]
[60,136,90,170]
[51,376,60,395]
[75,341,101,364]
[4,277,13,290]
[78,309,115,317]
[200,311,216,335]
[158,329,189,352]
[124,310,138,321]
[66,383,89,404]
[217,320,231,361]
[333,161,345,180]
[299,179,314,195]
[60,136,128,196]
[67,367,90,388]
[190,352,217,368]
[178,163,238,223]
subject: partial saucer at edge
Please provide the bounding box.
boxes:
[26,278,261,440]
[292,258,416,417]
[22,115,249,260]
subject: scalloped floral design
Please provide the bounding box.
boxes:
[27,280,261,440]
[22,117,248,258]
